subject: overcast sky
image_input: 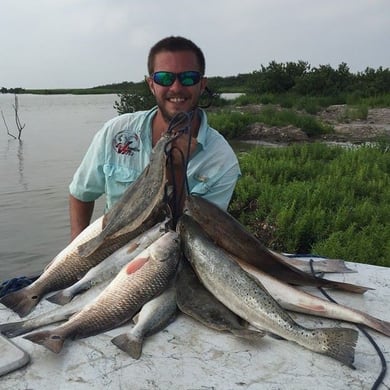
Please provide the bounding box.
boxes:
[1,0,389,89]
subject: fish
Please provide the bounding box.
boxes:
[23,231,181,353]
[0,216,128,318]
[184,195,370,294]
[176,258,265,340]
[47,221,167,305]
[111,283,177,359]
[178,214,358,368]
[77,130,176,258]
[235,258,390,337]
[0,280,111,338]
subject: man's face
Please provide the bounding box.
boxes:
[147,50,207,123]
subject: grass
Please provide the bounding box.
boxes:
[229,142,390,267]
[208,106,333,139]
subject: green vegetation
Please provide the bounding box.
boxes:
[113,83,155,114]
[207,107,333,138]
[229,143,390,267]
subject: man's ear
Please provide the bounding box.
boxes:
[145,76,155,95]
[200,76,208,94]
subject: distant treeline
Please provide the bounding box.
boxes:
[210,61,390,97]
[1,61,389,97]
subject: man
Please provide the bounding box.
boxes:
[69,36,240,240]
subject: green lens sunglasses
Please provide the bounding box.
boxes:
[152,71,202,87]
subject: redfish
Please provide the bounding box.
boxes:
[23,231,180,353]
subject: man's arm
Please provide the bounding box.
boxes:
[69,194,95,241]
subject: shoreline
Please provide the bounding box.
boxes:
[235,105,390,145]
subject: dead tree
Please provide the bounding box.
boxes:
[1,109,16,139]
[13,94,25,139]
[1,94,25,139]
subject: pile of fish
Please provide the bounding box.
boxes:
[1,127,390,371]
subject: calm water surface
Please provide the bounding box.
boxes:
[0,94,117,280]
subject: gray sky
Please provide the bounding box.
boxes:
[1,0,389,89]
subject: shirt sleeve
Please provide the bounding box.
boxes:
[69,127,108,202]
[194,163,241,211]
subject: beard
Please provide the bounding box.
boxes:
[155,97,198,124]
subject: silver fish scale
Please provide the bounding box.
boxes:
[191,233,298,333]
[30,236,129,297]
[51,236,180,340]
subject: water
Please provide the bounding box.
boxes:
[0,94,117,280]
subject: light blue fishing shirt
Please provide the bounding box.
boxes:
[69,107,241,211]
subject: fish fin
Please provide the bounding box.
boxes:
[364,316,390,337]
[23,330,65,353]
[132,313,140,324]
[77,235,103,258]
[46,291,74,306]
[319,280,373,294]
[102,213,109,229]
[315,327,358,368]
[126,257,149,275]
[0,287,41,318]
[0,320,32,338]
[126,242,140,255]
[230,328,266,340]
[111,333,143,359]
[268,332,287,341]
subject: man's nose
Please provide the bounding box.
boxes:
[169,78,183,91]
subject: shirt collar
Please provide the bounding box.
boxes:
[147,106,208,150]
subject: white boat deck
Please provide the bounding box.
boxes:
[0,261,389,390]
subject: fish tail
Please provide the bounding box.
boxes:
[230,328,266,340]
[321,280,371,294]
[77,236,102,257]
[46,290,74,306]
[23,330,65,353]
[0,320,33,338]
[311,327,358,368]
[111,333,143,359]
[0,287,41,318]
[359,314,390,337]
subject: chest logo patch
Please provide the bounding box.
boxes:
[113,131,140,156]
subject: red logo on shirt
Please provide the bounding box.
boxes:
[113,131,140,155]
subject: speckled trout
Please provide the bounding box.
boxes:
[77,131,176,258]
[184,195,370,294]
[176,258,265,340]
[23,231,180,353]
[178,215,358,368]
[235,258,390,337]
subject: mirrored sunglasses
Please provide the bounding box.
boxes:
[152,71,202,87]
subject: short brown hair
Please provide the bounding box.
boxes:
[147,36,205,75]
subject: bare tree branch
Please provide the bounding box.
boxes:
[12,94,25,140]
[1,109,17,139]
